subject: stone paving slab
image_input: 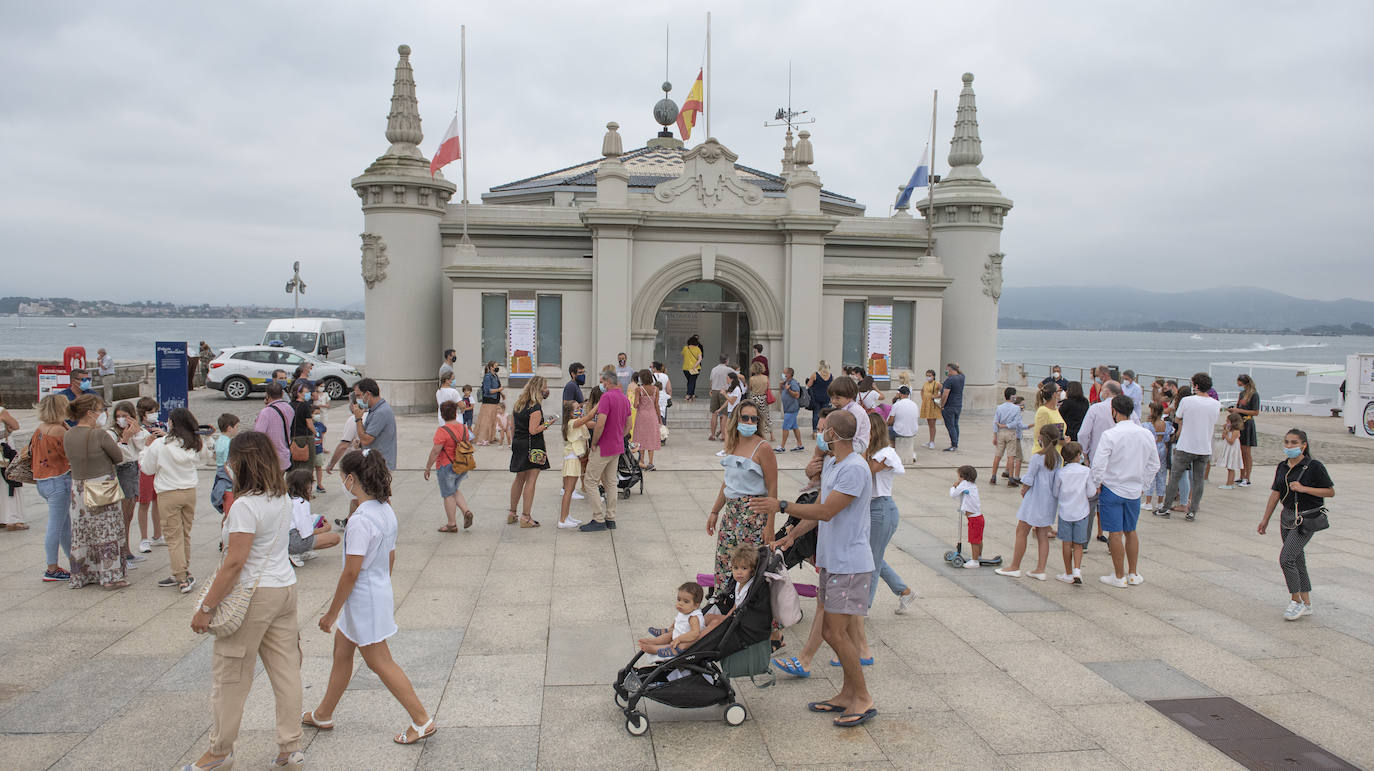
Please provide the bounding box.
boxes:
[1,407,1372,769]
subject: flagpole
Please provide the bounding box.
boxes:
[705,11,711,139]
[925,89,937,259]
[460,24,470,244]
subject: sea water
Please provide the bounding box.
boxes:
[2,318,1369,401]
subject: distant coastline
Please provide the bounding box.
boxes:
[998,318,1374,337]
[2,296,362,320]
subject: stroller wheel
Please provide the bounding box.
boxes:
[950,554,965,567]
[943,550,957,562]
[614,690,629,709]
[724,702,747,726]
[625,710,649,737]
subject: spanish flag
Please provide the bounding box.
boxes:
[676,69,704,141]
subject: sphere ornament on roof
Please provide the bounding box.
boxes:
[653,81,679,128]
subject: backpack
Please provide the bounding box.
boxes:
[796,380,812,410]
[442,424,477,474]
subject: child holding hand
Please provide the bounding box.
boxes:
[1053,442,1094,584]
[996,424,1064,581]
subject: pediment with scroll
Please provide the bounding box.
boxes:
[652,138,764,211]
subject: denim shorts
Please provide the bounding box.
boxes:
[115,461,140,501]
[437,464,467,498]
[288,528,315,555]
[782,411,798,430]
[1057,515,1090,544]
[1098,485,1140,533]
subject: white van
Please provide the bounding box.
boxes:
[261,318,348,363]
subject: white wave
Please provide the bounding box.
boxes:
[1194,342,1330,354]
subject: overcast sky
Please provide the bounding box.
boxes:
[3,1,1371,308]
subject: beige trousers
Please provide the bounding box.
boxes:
[158,487,196,581]
[584,451,618,523]
[210,584,302,756]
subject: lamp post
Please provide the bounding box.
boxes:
[284,261,306,318]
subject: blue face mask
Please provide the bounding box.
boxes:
[738,423,757,437]
[575,374,586,385]
[815,430,830,453]
[1283,446,1303,459]
[79,379,92,390]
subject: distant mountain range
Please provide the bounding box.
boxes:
[999,286,1374,335]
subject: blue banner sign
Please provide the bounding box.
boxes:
[155,341,189,422]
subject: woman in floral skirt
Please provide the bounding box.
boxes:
[706,401,778,588]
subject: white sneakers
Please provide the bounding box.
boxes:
[925,442,936,450]
[572,490,586,500]
[1055,573,1075,584]
[1283,600,1312,621]
[1099,574,1128,588]
[895,590,917,615]
[557,518,583,529]
[962,559,980,569]
[139,539,152,553]
[1127,573,1144,586]
[289,554,305,568]
[1218,484,1234,490]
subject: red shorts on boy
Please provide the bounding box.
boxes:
[966,514,984,544]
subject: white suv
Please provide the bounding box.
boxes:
[207,345,363,401]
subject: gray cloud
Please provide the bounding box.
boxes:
[1,1,1370,307]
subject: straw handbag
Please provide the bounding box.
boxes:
[196,517,283,637]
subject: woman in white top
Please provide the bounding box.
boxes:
[857,376,884,412]
[140,408,212,593]
[651,361,672,422]
[0,396,26,530]
[435,372,461,425]
[304,449,435,746]
[187,431,303,771]
[723,372,745,416]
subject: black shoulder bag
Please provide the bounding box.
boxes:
[1285,462,1330,536]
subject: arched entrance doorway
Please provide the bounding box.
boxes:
[654,281,750,394]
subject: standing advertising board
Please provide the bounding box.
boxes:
[37,365,68,400]
[1345,354,1374,438]
[866,303,893,382]
[155,341,189,422]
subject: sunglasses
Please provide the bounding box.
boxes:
[738,414,759,424]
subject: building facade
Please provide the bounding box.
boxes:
[354,46,1011,411]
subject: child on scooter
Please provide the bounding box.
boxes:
[950,465,983,567]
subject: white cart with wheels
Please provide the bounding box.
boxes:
[1344,354,1374,437]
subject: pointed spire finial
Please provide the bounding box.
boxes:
[781,128,795,176]
[384,44,423,159]
[945,72,987,182]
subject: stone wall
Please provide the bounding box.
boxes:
[0,360,150,409]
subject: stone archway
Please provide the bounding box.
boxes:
[629,254,784,381]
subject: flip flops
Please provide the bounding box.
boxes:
[829,657,874,667]
[773,657,812,678]
[834,708,878,727]
[807,700,846,713]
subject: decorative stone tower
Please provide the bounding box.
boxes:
[917,73,1012,407]
[352,45,455,412]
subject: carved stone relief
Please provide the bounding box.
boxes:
[982,252,1004,302]
[653,138,763,208]
[360,233,390,289]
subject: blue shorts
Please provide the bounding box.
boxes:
[1098,485,1140,533]
[782,411,799,430]
[437,464,467,498]
[1057,515,1090,544]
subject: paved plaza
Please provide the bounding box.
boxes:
[1,395,1373,770]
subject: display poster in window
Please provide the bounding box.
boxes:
[508,298,537,378]
[866,304,892,381]
[155,341,189,422]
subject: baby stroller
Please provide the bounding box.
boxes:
[613,547,774,736]
[600,438,645,500]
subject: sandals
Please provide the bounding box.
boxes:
[519,517,541,528]
[394,716,436,745]
[506,511,518,525]
[830,657,874,666]
[437,524,459,533]
[301,710,334,730]
[834,708,878,727]
[462,510,474,529]
[773,656,811,678]
[6,523,29,530]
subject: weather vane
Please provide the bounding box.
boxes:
[763,61,815,131]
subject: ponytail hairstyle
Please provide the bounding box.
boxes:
[339,449,392,502]
[562,400,576,442]
[864,411,889,458]
[1035,382,1058,409]
[1285,428,1312,460]
[1039,423,1064,470]
[1147,401,1164,424]
[167,407,203,452]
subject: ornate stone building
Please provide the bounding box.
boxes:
[353,46,1011,411]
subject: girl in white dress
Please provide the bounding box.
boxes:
[302,450,435,745]
[1216,413,1245,489]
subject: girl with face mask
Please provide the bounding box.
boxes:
[1257,429,1334,622]
[706,403,779,590]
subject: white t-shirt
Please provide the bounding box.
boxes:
[734,577,754,608]
[725,385,744,414]
[290,496,316,535]
[859,390,881,411]
[889,398,920,437]
[1053,463,1094,522]
[949,480,981,516]
[673,608,705,638]
[340,414,359,444]
[653,372,670,414]
[870,446,905,497]
[223,494,296,588]
[436,387,462,423]
[1175,395,1222,455]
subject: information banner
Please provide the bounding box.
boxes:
[866,304,893,381]
[37,365,68,400]
[155,341,189,422]
[507,297,537,378]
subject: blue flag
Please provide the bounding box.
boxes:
[895,143,930,209]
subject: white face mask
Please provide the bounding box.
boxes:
[339,475,356,499]
[96,412,108,427]
[117,416,129,428]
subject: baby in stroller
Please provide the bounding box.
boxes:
[638,582,705,657]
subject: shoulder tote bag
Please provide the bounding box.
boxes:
[196,516,283,637]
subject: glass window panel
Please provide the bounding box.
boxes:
[481,293,506,366]
[537,295,561,366]
[892,301,913,370]
[842,300,865,369]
